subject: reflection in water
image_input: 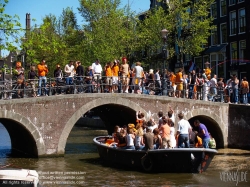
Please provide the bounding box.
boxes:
[0,125,249,187]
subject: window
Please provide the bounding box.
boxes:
[211,3,217,19]
[211,54,217,75]
[203,56,209,67]
[229,0,236,5]
[239,9,246,33]
[230,11,237,35]
[220,0,227,17]
[220,23,227,43]
[218,54,225,78]
[194,57,202,70]
[230,42,237,64]
[238,0,244,3]
[211,28,218,46]
[239,40,246,64]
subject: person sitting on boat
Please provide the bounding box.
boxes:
[128,123,137,134]
[112,125,120,143]
[208,133,216,149]
[117,128,126,148]
[125,128,135,150]
[143,127,154,150]
[153,128,162,149]
[194,131,203,148]
[169,119,176,148]
[135,124,145,150]
[159,118,170,149]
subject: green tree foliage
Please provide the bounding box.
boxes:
[22,15,67,76]
[78,0,136,65]
[166,0,215,61]
[0,0,22,54]
[136,7,173,61]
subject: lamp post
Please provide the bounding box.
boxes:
[161,28,168,95]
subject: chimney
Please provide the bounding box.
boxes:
[26,13,30,30]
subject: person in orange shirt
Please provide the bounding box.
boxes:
[105,62,112,93]
[169,71,176,97]
[175,68,183,98]
[194,131,203,148]
[37,59,49,96]
[112,60,119,92]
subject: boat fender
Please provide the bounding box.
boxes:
[141,155,153,172]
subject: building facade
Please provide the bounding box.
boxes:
[195,0,250,80]
[149,0,250,80]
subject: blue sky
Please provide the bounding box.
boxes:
[1,0,150,56]
[5,0,150,28]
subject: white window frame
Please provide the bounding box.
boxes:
[239,40,246,64]
[211,3,217,19]
[229,0,236,6]
[238,0,244,3]
[230,11,237,35]
[238,8,246,34]
[220,0,227,17]
[220,23,227,44]
[230,42,237,64]
[211,27,218,46]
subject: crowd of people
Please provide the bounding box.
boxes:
[108,108,216,150]
[1,58,249,105]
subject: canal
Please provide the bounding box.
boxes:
[0,124,250,187]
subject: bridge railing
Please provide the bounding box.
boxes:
[0,76,248,104]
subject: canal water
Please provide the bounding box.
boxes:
[0,123,250,187]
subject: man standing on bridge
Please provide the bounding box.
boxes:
[37,59,49,97]
[194,119,210,148]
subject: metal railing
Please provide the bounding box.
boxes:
[0,75,248,104]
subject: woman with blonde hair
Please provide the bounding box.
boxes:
[134,123,145,150]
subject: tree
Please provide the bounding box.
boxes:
[0,0,22,55]
[22,15,68,76]
[78,0,138,64]
[167,0,215,64]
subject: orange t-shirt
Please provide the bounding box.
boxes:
[105,67,112,77]
[112,65,119,76]
[175,72,183,85]
[195,136,203,148]
[37,64,48,76]
[241,81,249,88]
[170,74,176,86]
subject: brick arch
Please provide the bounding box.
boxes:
[185,108,227,148]
[57,97,147,154]
[0,110,46,157]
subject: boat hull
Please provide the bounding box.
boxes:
[94,136,217,173]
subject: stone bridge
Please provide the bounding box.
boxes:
[0,94,249,157]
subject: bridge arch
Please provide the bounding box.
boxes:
[0,110,46,157]
[185,108,225,148]
[58,97,147,154]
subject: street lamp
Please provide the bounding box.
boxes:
[161,28,168,95]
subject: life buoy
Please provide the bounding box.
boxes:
[141,155,153,172]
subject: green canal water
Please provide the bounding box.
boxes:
[0,124,250,187]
